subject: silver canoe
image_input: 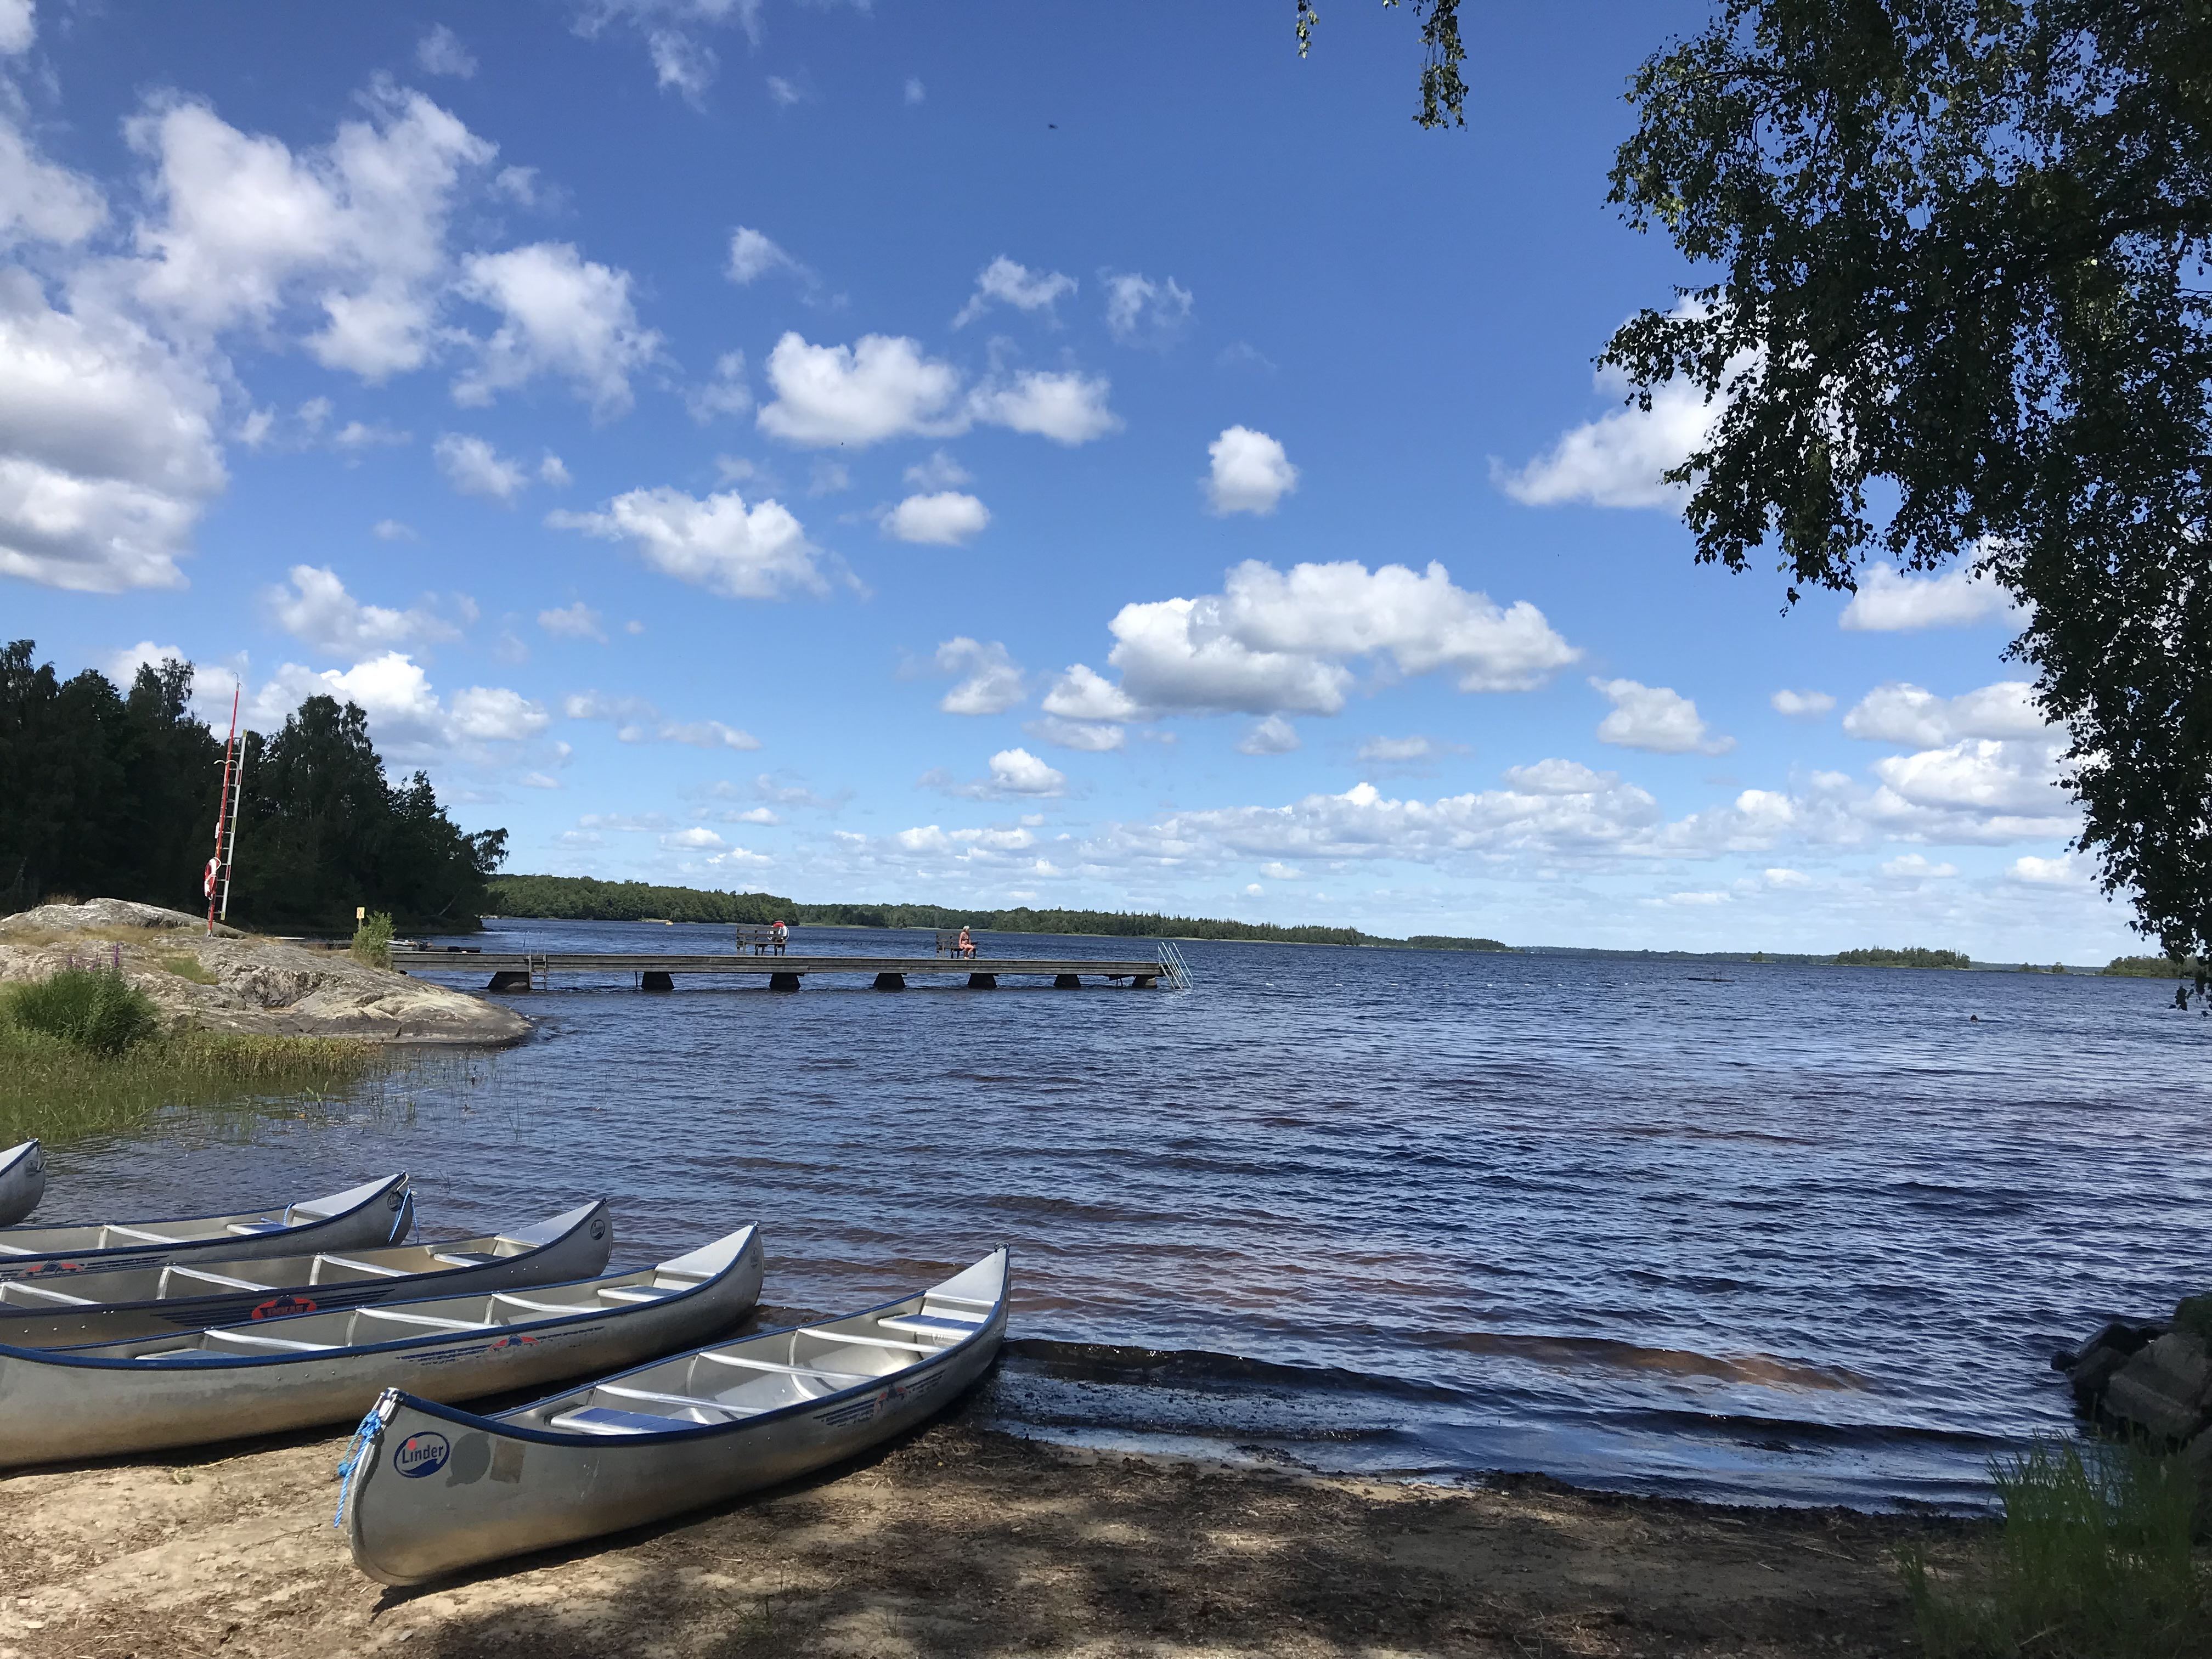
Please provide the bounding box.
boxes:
[0,1226,761,1468]
[0,1140,43,1227]
[343,1250,1008,1585]
[0,1200,614,1347]
[0,1174,413,1284]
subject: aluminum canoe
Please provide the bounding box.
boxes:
[343,1249,1008,1585]
[0,1200,614,1347]
[0,1226,760,1468]
[0,1175,414,1284]
[0,1141,43,1227]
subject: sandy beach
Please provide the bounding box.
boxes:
[0,1405,1981,1659]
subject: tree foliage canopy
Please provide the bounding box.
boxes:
[1336,1,2212,964]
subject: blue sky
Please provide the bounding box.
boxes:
[0,0,2136,960]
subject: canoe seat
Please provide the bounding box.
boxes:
[807,1331,933,1355]
[596,1286,672,1304]
[0,1282,93,1306]
[353,1309,489,1333]
[595,1384,743,1417]
[101,1224,177,1244]
[490,1292,588,1314]
[0,1242,32,1256]
[163,1266,276,1291]
[199,1329,335,1352]
[316,1254,408,1278]
[430,1250,501,1267]
[224,1221,290,1235]
[877,1313,980,1341]
[697,1352,879,1382]
[547,1406,691,1436]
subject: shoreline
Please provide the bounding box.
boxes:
[1,1406,1984,1658]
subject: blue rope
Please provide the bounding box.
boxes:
[332,1407,383,1530]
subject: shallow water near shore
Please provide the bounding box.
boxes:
[35,919,2212,1510]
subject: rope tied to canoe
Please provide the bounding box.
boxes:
[331,1407,383,1530]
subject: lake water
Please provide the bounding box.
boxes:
[41,918,2212,1509]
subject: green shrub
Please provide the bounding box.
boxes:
[3,968,161,1056]
[1901,1437,2207,1657]
[351,911,394,970]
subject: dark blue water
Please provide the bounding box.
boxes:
[40,919,2212,1508]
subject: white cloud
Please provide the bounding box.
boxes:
[549,484,825,599]
[1592,678,1735,755]
[0,0,33,54]
[253,651,545,758]
[2010,853,2083,885]
[334,419,410,450]
[1028,715,1125,752]
[754,331,1117,448]
[373,518,417,541]
[539,452,571,487]
[1102,270,1193,346]
[416,24,478,77]
[520,771,561,789]
[126,86,495,379]
[1056,560,1575,720]
[493,165,539,206]
[1495,366,1714,509]
[1843,681,2047,747]
[1502,758,1617,794]
[452,242,663,417]
[433,432,530,501]
[904,449,971,489]
[1206,426,1297,515]
[0,114,106,249]
[725,226,806,287]
[449,684,549,741]
[952,256,1076,329]
[264,565,461,656]
[935,637,1025,715]
[106,640,242,726]
[652,33,719,103]
[1237,715,1300,755]
[765,75,802,108]
[904,76,925,105]
[565,689,760,749]
[664,826,726,850]
[539,601,606,641]
[0,269,225,592]
[1839,563,2020,631]
[1871,740,2067,820]
[1357,735,1435,764]
[1260,861,1301,880]
[686,349,751,422]
[1881,853,1959,879]
[659,719,761,750]
[885,490,990,545]
[1771,689,1835,719]
[1763,867,1811,887]
[987,748,1064,795]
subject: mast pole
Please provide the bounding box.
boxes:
[205,685,240,936]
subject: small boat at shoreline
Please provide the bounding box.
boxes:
[0,1175,414,1284]
[0,1201,614,1347]
[0,1140,44,1227]
[0,1225,762,1468]
[342,1249,1007,1585]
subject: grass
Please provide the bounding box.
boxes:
[160,953,216,984]
[1900,1438,2209,1657]
[5,966,161,1055]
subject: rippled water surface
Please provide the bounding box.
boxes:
[43,919,2212,1508]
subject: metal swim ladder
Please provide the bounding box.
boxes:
[1154,940,1193,991]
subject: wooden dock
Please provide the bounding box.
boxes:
[392,949,1171,992]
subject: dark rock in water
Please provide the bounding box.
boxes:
[2059,1320,2163,1401]
[2100,1332,2212,1446]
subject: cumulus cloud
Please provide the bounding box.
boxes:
[549,484,826,599]
[452,242,664,417]
[1494,365,1715,509]
[1592,678,1735,755]
[934,637,1025,715]
[0,114,106,249]
[416,24,478,77]
[373,520,416,541]
[0,0,33,54]
[1046,560,1577,724]
[884,490,990,545]
[1357,735,1436,765]
[1206,426,1297,516]
[1839,563,2021,631]
[564,689,760,749]
[924,747,1068,799]
[685,348,752,422]
[253,651,546,759]
[952,256,1075,329]
[1771,689,1836,719]
[1843,681,2047,747]
[264,565,462,656]
[434,432,529,501]
[1237,715,1300,755]
[1881,853,1959,879]
[2010,853,2082,885]
[904,449,971,490]
[725,226,809,287]
[1028,715,1125,752]
[538,601,606,641]
[754,331,1118,448]
[1102,270,1193,346]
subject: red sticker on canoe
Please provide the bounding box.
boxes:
[250,1294,318,1320]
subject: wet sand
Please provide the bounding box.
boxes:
[0,1410,1983,1658]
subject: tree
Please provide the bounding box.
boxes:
[1329,3,2212,968]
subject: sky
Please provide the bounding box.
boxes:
[0,0,2141,961]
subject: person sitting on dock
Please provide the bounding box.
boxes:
[771,919,789,956]
[955,925,975,958]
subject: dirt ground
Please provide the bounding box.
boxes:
[0,1404,1984,1659]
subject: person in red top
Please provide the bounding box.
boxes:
[770,919,788,956]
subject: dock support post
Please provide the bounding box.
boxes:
[967,973,997,989]
[873,972,907,991]
[1132,975,1158,990]
[770,972,802,992]
[1053,973,1081,989]
[488,970,531,992]
[641,970,674,992]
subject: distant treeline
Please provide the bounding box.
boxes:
[486,875,1510,952]
[2103,955,2207,978]
[1830,946,1973,969]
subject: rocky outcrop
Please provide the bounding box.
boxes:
[0,900,529,1046]
[2055,1308,2212,1472]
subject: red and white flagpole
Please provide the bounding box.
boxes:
[206,685,240,935]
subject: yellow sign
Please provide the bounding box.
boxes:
[356,906,366,921]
